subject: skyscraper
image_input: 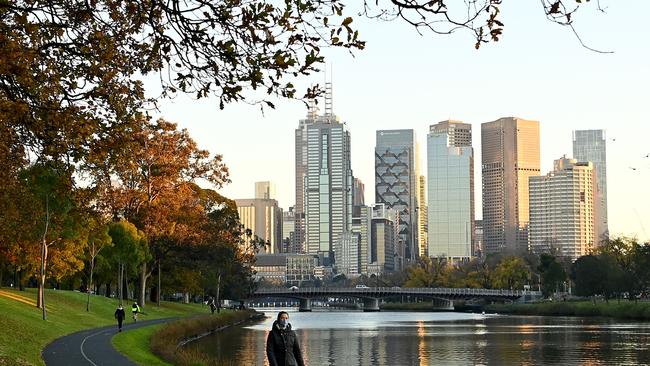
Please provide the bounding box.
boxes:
[293,103,318,254]
[255,181,276,200]
[427,121,475,261]
[482,117,540,253]
[529,157,598,260]
[303,84,353,266]
[370,203,398,273]
[353,177,365,206]
[352,205,372,275]
[417,175,428,258]
[573,129,608,242]
[235,198,283,254]
[375,129,420,266]
[282,207,295,253]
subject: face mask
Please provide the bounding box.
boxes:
[278,319,287,328]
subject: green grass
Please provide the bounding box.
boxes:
[487,300,650,320]
[112,324,172,366]
[0,287,205,366]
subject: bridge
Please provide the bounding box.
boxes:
[251,287,541,312]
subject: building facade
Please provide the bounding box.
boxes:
[335,232,360,276]
[352,205,372,275]
[235,198,283,254]
[481,117,540,253]
[573,129,608,243]
[303,105,353,267]
[282,207,295,253]
[417,174,428,258]
[370,203,398,273]
[427,121,475,260]
[375,129,420,266]
[255,181,276,200]
[529,157,598,261]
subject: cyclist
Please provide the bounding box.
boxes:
[131,302,141,322]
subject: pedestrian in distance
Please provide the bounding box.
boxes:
[114,305,125,332]
[131,302,141,322]
[207,297,217,315]
[266,311,305,366]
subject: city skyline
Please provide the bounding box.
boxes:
[148,2,650,242]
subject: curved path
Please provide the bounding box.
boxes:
[43,317,176,366]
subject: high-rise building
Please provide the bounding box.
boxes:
[335,232,360,275]
[294,104,318,254]
[573,129,608,243]
[353,177,365,206]
[375,129,420,266]
[255,181,276,200]
[235,198,283,254]
[417,175,428,258]
[352,205,372,275]
[303,85,353,266]
[529,157,598,261]
[481,117,540,253]
[370,203,398,273]
[282,207,295,253]
[427,121,475,261]
[474,220,484,257]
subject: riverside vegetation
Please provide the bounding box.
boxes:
[0,288,204,366]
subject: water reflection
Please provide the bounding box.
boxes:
[186,310,650,365]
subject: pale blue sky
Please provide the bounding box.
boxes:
[149,1,650,241]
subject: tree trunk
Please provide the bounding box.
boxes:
[86,256,95,312]
[123,265,130,301]
[157,260,161,307]
[39,240,48,320]
[139,262,148,308]
[106,282,111,298]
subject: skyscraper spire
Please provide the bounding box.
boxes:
[307,98,318,120]
[324,66,333,122]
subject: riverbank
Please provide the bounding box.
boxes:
[486,300,650,320]
[0,287,204,365]
[151,310,264,366]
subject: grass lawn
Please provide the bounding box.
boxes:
[0,287,206,366]
[112,324,172,366]
[487,299,650,320]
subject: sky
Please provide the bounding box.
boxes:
[147,1,650,242]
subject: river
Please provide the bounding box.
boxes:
[186,309,650,365]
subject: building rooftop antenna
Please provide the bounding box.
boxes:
[324,65,333,122]
[307,98,318,120]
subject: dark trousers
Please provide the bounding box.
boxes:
[117,318,123,329]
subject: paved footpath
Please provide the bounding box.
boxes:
[42,317,176,366]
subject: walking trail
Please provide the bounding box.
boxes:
[42,317,175,366]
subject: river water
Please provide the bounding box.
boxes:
[187,309,650,365]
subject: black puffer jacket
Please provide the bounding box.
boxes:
[266,320,305,366]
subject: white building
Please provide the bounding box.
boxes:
[529,157,598,261]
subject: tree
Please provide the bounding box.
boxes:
[2,1,605,175]
[404,257,449,288]
[106,221,148,305]
[570,255,604,300]
[537,254,567,297]
[19,163,84,320]
[82,217,112,311]
[491,257,529,290]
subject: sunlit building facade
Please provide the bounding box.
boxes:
[481,117,540,253]
[529,157,598,261]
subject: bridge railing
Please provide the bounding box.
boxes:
[253,287,541,298]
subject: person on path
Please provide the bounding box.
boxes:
[207,297,217,314]
[266,311,305,366]
[114,305,125,332]
[131,302,141,322]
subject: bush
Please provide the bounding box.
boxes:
[151,310,261,366]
